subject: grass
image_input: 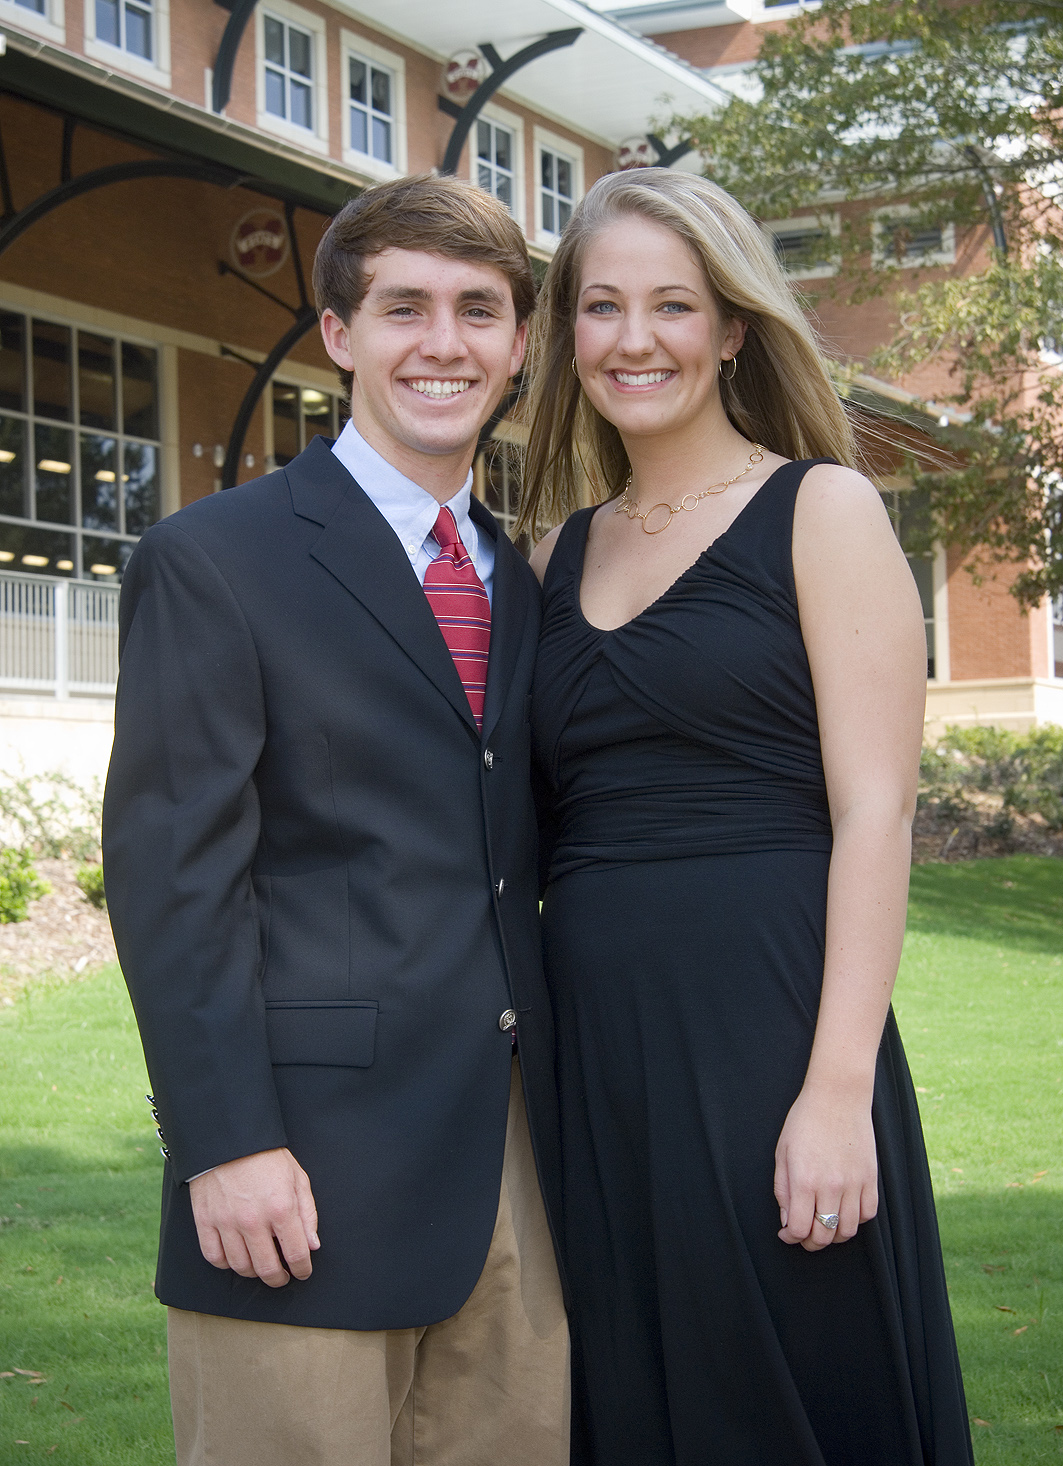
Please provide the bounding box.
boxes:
[897,856,1063,1462]
[0,855,1060,1462]
[0,967,169,1462]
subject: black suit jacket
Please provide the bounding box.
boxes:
[102,435,562,1330]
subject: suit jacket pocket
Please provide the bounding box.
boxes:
[265,1000,377,1067]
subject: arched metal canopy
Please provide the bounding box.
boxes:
[439,31,582,176]
[0,157,245,258]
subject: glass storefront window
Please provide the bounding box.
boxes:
[0,313,26,413]
[123,442,160,536]
[270,382,342,468]
[80,433,119,532]
[0,415,27,519]
[0,308,162,580]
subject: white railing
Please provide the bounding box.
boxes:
[0,570,119,698]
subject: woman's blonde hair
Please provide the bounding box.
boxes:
[519,168,860,536]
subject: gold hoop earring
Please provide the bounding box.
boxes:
[719,356,738,381]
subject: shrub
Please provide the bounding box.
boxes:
[920,725,1063,831]
[76,862,107,910]
[0,771,101,861]
[0,847,51,924]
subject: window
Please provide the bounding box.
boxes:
[5,0,64,49]
[340,32,406,177]
[540,147,575,238]
[873,212,956,269]
[882,484,937,678]
[268,382,345,469]
[477,119,515,213]
[95,0,151,57]
[533,128,583,248]
[481,439,528,554]
[1054,595,1062,679]
[255,1,326,151]
[0,309,163,583]
[765,216,839,280]
[84,0,168,81]
[264,13,314,130]
[348,53,393,164]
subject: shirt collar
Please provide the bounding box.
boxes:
[331,418,475,560]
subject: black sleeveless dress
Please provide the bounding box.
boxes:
[531,462,973,1466]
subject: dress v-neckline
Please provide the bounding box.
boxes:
[574,464,788,635]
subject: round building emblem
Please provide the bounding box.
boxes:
[442,49,488,103]
[615,136,657,171]
[229,209,290,279]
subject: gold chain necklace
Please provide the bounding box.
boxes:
[613,444,765,536]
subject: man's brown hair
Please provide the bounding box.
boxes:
[313,174,536,401]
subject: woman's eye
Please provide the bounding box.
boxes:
[660,302,692,314]
[586,301,618,315]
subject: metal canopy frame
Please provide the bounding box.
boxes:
[439,30,582,176]
[0,86,332,488]
[212,0,259,115]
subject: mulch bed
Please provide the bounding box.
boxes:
[0,858,116,1002]
[912,803,1063,864]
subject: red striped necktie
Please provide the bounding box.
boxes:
[423,506,491,732]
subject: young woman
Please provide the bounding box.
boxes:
[522,169,973,1465]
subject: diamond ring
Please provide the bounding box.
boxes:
[814,1211,839,1230]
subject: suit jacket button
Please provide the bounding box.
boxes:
[499,1009,517,1032]
[483,748,494,770]
[495,877,505,897]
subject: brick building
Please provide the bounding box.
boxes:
[600,0,1063,736]
[0,0,723,776]
[0,0,1058,784]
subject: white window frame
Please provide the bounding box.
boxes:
[762,214,840,281]
[0,0,65,46]
[470,101,525,229]
[533,126,583,251]
[255,0,329,156]
[339,29,406,180]
[83,0,170,87]
[753,0,820,17]
[0,295,177,568]
[872,208,956,270]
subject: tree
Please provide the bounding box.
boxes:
[671,0,1063,605]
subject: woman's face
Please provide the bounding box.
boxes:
[573,214,745,443]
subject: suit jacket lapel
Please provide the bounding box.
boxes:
[473,498,527,744]
[288,438,478,735]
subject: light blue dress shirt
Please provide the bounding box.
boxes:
[330,419,495,605]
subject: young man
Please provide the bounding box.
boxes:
[103,175,568,1466]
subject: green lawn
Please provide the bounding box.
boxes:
[0,855,1061,1462]
[899,856,1063,1462]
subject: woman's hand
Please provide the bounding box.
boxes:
[774,1083,879,1251]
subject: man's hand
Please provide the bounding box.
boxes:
[189,1148,320,1287]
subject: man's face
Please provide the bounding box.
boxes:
[321,249,527,479]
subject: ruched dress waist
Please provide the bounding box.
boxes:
[548,668,833,880]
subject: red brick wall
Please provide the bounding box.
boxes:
[945,548,1044,680]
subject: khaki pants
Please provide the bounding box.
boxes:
[168,1060,569,1466]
